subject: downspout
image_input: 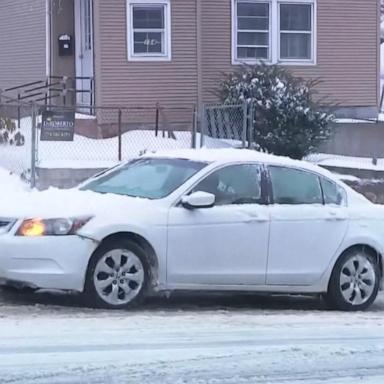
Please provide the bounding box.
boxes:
[196,0,203,113]
[45,0,51,78]
[378,0,382,113]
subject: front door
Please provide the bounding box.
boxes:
[266,166,349,286]
[75,0,94,106]
[167,164,270,286]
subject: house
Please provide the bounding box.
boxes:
[0,0,380,123]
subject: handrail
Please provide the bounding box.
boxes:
[1,76,96,125]
[1,76,94,107]
[24,82,62,94]
[4,80,45,92]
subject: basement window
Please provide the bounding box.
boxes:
[127,0,171,61]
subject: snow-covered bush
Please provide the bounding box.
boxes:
[0,113,25,146]
[218,63,334,159]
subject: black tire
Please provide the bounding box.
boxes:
[84,239,150,309]
[325,248,380,311]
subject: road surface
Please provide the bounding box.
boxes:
[0,290,384,383]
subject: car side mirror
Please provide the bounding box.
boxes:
[181,191,215,209]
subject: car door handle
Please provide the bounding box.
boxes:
[326,211,347,221]
[244,214,268,223]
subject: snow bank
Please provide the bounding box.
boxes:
[307,153,384,171]
[0,168,29,197]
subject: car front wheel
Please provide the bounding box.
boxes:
[326,248,380,311]
[84,239,149,309]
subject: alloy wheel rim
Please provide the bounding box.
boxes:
[339,254,376,306]
[93,249,144,306]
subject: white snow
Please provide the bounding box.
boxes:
[333,173,361,182]
[334,118,376,124]
[0,291,383,383]
[308,153,384,171]
[0,168,29,196]
[0,116,235,174]
[1,148,374,218]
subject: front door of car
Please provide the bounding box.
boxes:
[266,166,349,286]
[167,164,270,286]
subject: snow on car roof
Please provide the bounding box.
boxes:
[149,148,332,177]
[149,148,371,205]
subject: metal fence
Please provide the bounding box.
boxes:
[0,96,250,188]
[200,102,256,150]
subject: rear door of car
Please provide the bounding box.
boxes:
[266,165,349,286]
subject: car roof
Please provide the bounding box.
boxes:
[148,148,373,205]
[148,148,334,179]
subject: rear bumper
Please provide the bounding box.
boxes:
[0,234,98,292]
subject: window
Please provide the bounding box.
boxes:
[279,4,313,61]
[236,2,270,61]
[269,166,322,205]
[82,158,206,199]
[127,0,171,61]
[320,177,347,206]
[233,0,315,64]
[193,164,263,205]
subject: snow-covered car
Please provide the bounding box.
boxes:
[0,149,383,311]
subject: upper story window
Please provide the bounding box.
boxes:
[233,0,316,65]
[236,2,270,61]
[127,0,171,61]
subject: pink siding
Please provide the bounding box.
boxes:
[94,0,379,110]
[0,0,46,92]
[94,0,198,108]
[201,0,379,108]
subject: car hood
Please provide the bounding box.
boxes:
[0,187,156,220]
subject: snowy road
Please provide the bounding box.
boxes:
[0,290,384,384]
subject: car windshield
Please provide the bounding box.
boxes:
[81,157,207,199]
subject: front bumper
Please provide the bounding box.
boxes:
[0,233,98,292]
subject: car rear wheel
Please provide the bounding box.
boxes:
[84,239,149,309]
[326,248,380,311]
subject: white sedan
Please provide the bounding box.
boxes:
[0,149,383,311]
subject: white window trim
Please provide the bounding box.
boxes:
[127,0,172,62]
[232,0,317,66]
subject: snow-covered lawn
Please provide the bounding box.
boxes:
[0,290,383,383]
[0,116,235,174]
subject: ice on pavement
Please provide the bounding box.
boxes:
[0,291,383,384]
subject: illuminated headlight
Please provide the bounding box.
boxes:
[16,216,92,237]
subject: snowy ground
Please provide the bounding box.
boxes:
[0,289,383,384]
[307,153,384,172]
[0,115,235,175]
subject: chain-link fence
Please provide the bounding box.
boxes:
[0,95,35,181]
[201,103,251,149]
[0,95,251,188]
[35,104,196,169]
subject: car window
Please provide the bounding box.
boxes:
[321,177,347,206]
[82,158,206,199]
[269,166,323,205]
[193,164,263,205]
